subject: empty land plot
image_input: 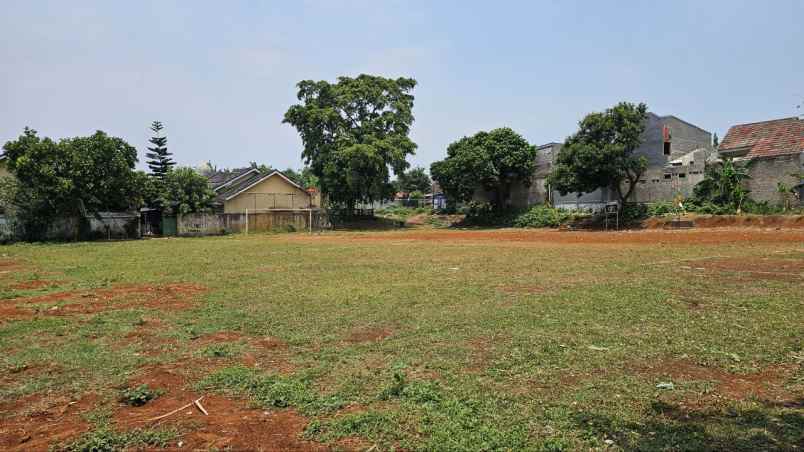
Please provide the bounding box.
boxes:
[0,228,802,451]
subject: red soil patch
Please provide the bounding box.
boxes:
[635,360,799,403]
[345,327,393,344]
[467,335,510,372]
[114,365,327,451]
[0,283,207,321]
[0,393,97,451]
[293,228,804,246]
[192,332,294,374]
[8,280,55,290]
[689,257,804,282]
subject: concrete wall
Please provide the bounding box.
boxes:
[746,153,804,206]
[224,175,313,213]
[178,210,329,236]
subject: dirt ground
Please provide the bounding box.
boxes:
[294,227,804,246]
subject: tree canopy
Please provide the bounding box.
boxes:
[395,166,431,194]
[547,102,648,205]
[430,128,536,210]
[283,74,417,209]
[2,128,142,238]
[145,121,175,178]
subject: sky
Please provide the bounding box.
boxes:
[2,0,802,172]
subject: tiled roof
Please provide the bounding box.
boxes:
[206,167,257,188]
[719,117,804,159]
[213,172,264,203]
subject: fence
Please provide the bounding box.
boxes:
[0,212,140,242]
[177,210,330,236]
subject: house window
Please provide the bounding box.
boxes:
[663,141,671,156]
[664,174,672,180]
[652,179,660,183]
[679,173,686,178]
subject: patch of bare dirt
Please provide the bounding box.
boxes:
[289,228,804,246]
[634,360,800,403]
[192,331,295,374]
[345,327,394,344]
[0,283,207,321]
[8,280,56,290]
[0,393,97,451]
[466,335,510,372]
[114,365,327,451]
[688,257,804,282]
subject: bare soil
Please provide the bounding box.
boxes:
[0,283,207,322]
[634,360,800,403]
[297,228,804,246]
[0,393,98,451]
[345,327,394,344]
[113,365,329,451]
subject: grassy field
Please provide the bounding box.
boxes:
[1,228,802,451]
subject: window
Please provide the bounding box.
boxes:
[664,174,672,180]
[663,141,671,156]
[678,173,686,178]
[652,179,660,183]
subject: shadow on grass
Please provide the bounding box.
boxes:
[573,399,803,451]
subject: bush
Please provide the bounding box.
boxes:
[462,201,501,226]
[512,205,574,228]
[119,384,162,407]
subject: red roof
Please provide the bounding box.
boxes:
[719,117,804,158]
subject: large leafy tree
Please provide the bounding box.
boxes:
[162,167,215,214]
[547,102,648,205]
[395,166,431,194]
[431,128,536,210]
[283,74,417,209]
[2,128,142,238]
[145,121,175,178]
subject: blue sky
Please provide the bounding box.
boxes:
[2,1,802,172]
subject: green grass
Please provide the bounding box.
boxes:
[1,230,802,450]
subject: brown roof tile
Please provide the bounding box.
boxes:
[719,117,804,158]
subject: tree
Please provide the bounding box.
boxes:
[2,128,142,239]
[692,157,751,212]
[430,128,536,210]
[162,167,215,214]
[547,102,648,205]
[283,74,417,209]
[396,167,431,194]
[145,121,175,178]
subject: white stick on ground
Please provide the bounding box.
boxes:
[145,396,205,422]
[194,398,209,416]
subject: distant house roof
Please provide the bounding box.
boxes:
[0,153,6,162]
[719,117,804,159]
[206,167,260,190]
[209,170,309,205]
[222,170,307,202]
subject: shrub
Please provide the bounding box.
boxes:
[463,201,500,226]
[512,205,574,228]
[119,384,162,407]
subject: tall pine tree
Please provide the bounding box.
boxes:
[145,121,175,178]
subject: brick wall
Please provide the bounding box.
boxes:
[746,153,804,206]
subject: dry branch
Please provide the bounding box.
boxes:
[145,396,205,422]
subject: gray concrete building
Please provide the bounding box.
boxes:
[499,113,714,210]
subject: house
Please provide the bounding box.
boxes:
[501,112,713,209]
[207,167,319,213]
[718,117,804,206]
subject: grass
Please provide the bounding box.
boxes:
[0,229,802,450]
